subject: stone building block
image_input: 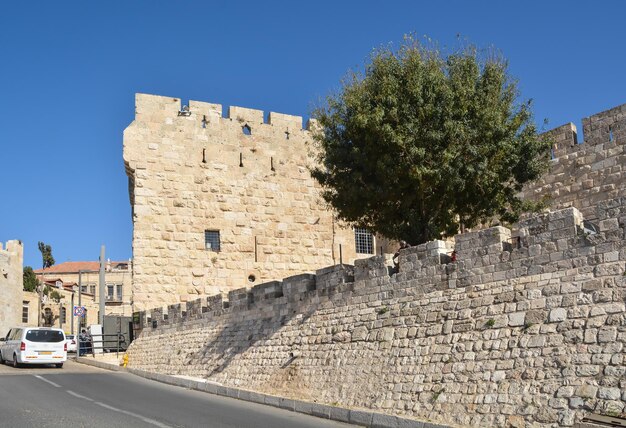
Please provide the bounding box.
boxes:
[167,303,181,324]
[150,307,163,328]
[546,123,578,157]
[316,264,354,292]
[283,273,316,300]
[250,281,283,303]
[228,106,264,125]
[354,256,388,281]
[267,111,303,129]
[189,100,221,119]
[227,287,251,310]
[185,298,203,319]
[206,294,223,312]
[0,240,23,335]
[135,93,181,118]
[582,103,626,146]
[455,226,511,263]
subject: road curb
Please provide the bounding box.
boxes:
[75,357,453,428]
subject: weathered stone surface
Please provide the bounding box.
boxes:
[124,94,395,310]
[0,241,23,334]
[125,101,626,428]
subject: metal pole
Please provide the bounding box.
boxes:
[99,245,105,325]
[339,244,343,266]
[71,292,75,335]
[38,268,44,327]
[78,271,82,327]
[77,273,82,360]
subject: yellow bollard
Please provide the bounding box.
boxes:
[122,353,129,368]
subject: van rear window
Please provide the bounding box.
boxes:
[25,330,65,343]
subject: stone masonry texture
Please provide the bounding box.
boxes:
[127,198,626,427]
[521,104,626,222]
[126,101,626,427]
[124,94,392,310]
[0,240,23,336]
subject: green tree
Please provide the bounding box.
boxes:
[49,290,62,302]
[38,241,55,269]
[311,37,551,244]
[23,266,40,292]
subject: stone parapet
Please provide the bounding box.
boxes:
[128,198,626,427]
[522,103,626,222]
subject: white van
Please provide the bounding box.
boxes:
[0,327,67,368]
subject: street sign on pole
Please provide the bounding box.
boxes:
[73,306,86,317]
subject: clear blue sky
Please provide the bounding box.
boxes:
[1,1,625,268]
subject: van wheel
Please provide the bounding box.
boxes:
[12,354,20,368]
[0,351,4,365]
[55,363,63,369]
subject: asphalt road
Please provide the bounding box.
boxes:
[0,360,353,428]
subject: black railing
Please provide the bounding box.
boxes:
[77,333,127,359]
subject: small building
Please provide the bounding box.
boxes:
[33,260,133,332]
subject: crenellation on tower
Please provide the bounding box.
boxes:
[227,105,264,126]
[267,111,303,130]
[125,93,392,310]
[545,122,578,157]
[189,100,222,120]
[582,102,626,146]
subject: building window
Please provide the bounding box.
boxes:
[354,227,374,254]
[116,285,123,301]
[60,306,66,324]
[106,285,114,300]
[89,285,96,295]
[205,230,220,251]
[22,302,29,323]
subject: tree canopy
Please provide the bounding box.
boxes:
[311,37,551,244]
[38,241,55,269]
[23,266,40,292]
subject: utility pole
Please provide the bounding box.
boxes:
[77,270,83,333]
[70,290,75,335]
[99,245,105,325]
[38,268,44,327]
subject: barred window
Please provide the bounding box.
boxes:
[60,306,66,324]
[205,230,221,252]
[354,227,374,254]
[22,301,29,323]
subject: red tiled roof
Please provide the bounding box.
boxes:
[34,261,129,274]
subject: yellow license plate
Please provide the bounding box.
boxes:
[38,351,52,355]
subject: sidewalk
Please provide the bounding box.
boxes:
[76,354,453,428]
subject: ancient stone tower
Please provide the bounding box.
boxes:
[124,94,390,310]
[0,240,24,335]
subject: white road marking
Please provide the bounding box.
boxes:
[93,401,173,428]
[66,390,93,401]
[33,375,61,388]
[65,389,172,428]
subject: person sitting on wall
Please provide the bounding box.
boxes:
[393,240,411,269]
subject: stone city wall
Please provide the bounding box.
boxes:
[127,199,626,427]
[124,94,391,310]
[522,103,626,222]
[0,240,23,336]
